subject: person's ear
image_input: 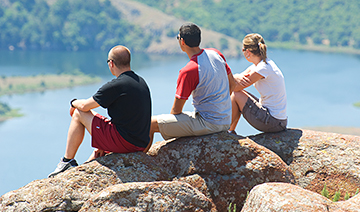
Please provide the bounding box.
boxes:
[245,50,251,59]
[180,38,186,46]
[110,60,115,67]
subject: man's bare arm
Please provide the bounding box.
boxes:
[71,97,100,112]
[170,98,187,115]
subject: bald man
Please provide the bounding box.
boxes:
[49,45,152,177]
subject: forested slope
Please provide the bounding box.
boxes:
[1,0,360,53]
[0,0,244,55]
[135,0,360,51]
[0,0,153,51]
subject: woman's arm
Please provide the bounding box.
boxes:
[234,69,264,91]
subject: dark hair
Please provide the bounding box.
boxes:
[243,33,267,64]
[179,23,201,47]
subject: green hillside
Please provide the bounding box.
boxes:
[135,0,360,53]
[1,0,360,54]
[0,0,153,51]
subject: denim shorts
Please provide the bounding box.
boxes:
[242,96,287,133]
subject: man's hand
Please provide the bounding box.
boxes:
[69,97,100,117]
[86,149,108,162]
[93,149,106,158]
[70,107,76,117]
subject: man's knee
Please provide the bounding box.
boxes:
[72,109,88,118]
[71,109,82,120]
[72,109,95,127]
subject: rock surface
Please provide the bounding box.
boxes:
[250,129,360,200]
[80,181,216,211]
[1,129,360,211]
[148,132,295,211]
[241,182,360,212]
[0,152,171,211]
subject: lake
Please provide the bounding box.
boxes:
[0,48,359,195]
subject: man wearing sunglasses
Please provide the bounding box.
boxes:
[48,45,152,178]
[149,23,237,144]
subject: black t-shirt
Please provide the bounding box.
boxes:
[93,71,151,148]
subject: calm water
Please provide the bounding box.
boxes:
[0,49,359,195]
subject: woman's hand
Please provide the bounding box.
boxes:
[238,73,252,87]
[234,73,252,90]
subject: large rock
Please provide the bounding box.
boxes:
[241,182,360,212]
[250,129,360,200]
[80,181,216,211]
[148,132,295,211]
[6,129,357,211]
[0,152,171,211]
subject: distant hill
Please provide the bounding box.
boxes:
[0,0,243,57]
[110,0,243,57]
[0,0,154,52]
[134,0,360,54]
[1,0,359,55]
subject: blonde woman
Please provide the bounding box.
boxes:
[229,33,287,134]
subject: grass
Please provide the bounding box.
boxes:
[228,202,236,212]
[321,183,359,202]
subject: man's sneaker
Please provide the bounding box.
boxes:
[48,158,78,178]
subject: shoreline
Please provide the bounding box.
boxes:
[302,126,360,136]
[268,42,360,55]
[0,109,23,122]
[0,74,101,120]
[0,74,101,96]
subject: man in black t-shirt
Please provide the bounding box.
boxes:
[49,45,152,178]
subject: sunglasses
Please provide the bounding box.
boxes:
[176,34,181,40]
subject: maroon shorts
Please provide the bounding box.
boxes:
[91,114,145,153]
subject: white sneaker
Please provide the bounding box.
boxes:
[48,158,78,178]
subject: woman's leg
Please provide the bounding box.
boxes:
[229,90,251,131]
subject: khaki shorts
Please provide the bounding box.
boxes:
[157,111,230,140]
[243,95,287,133]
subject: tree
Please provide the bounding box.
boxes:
[0,0,154,51]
